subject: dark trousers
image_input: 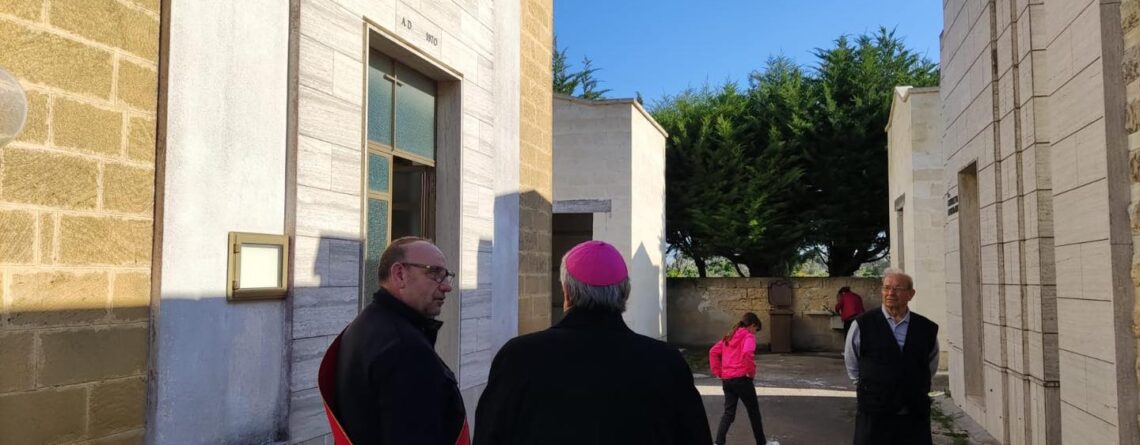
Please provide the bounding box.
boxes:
[715,377,766,445]
[853,410,932,445]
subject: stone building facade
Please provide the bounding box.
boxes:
[929,0,1140,443]
[886,85,948,368]
[552,95,667,339]
[0,0,553,443]
[0,1,160,443]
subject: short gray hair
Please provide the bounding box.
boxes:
[560,255,630,312]
[882,268,914,289]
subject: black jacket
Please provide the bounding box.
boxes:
[473,307,711,445]
[334,289,466,444]
[854,308,938,415]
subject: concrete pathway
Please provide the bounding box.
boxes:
[690,352,999,445]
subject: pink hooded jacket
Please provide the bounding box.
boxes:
[709,327,756,379]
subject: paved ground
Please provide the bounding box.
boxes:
[686,352,1000,445]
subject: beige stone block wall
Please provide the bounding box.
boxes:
[666,277,882,351]
[1048,1,1139,443]
[517,0,552,335]
[940,0,1070,443]
[0,0,159,443]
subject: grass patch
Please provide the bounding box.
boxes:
[930,401,970,445]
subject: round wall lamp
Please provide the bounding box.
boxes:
[0,67,28,148]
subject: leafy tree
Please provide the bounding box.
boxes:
[552,38,611,99]
[552,38,580,96]
[653,77,805,277]
[575,57,611,99]
[800,27,938,275]
[655,28,937,277]
[730,57,814,276]
[653,85,740,277]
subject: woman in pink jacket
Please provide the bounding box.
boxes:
[709,312,768,445]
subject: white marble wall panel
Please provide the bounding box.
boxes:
[1060,401,1117,445]
[1057,298,1116,362]
[290,387,328,441]
[298,86,362,149]
[1059,349,1120,424]
[394,2,443,60]
[1054,182,1110,246]
[296,185,362,238]
[1003,284,1023,329]
[291,335,336,392]
[293,286,359,339]
[1006,326,1025,373]
[983,363,1008,437]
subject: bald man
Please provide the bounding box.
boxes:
[333,237,467,444]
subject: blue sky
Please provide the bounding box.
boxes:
[553,0,943,104]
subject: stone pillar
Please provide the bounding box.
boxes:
[1121,0,1140,440]
[518,0,553,335]
[0,0,160,443]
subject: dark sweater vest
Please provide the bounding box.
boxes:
[855,308,938,415]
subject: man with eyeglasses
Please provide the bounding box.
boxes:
[843,268,939,445]
[328,236,468,444]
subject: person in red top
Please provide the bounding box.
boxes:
[709,312,768,445]
[835,286,866,334]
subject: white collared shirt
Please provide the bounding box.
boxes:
[844,306,939,383]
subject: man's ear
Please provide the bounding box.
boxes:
[562,282,571,309]
[391,263,406,288]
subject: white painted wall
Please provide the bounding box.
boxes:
[628,104,667,339]
[155,1,290,443]
[474,0,521,423]
[887,86,947,367]
[553,96,668,339]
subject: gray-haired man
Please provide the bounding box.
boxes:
[474,240,711,445]
[844,269,939,445]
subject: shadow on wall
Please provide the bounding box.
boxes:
[1,305,154,445]
[517,190,552,333]
[666,277,882,353]
[288,234,364,443]
[630,242,663,339]
[0,295,291,445]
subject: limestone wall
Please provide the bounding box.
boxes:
[666,277,882,352]
[887,86,947,365]
[937,0,1139,443]
[553,97,669,339]
[629,103,668,339]
[1122,0,1140,440]
[0,0,160,443]
[517,0,553,336]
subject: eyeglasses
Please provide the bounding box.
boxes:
[400,262,455,285]
[881,285,912,292]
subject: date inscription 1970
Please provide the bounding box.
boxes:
[400,17,440,47]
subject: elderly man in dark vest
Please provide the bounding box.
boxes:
[474,240,711,445]
[844,269,939,445]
